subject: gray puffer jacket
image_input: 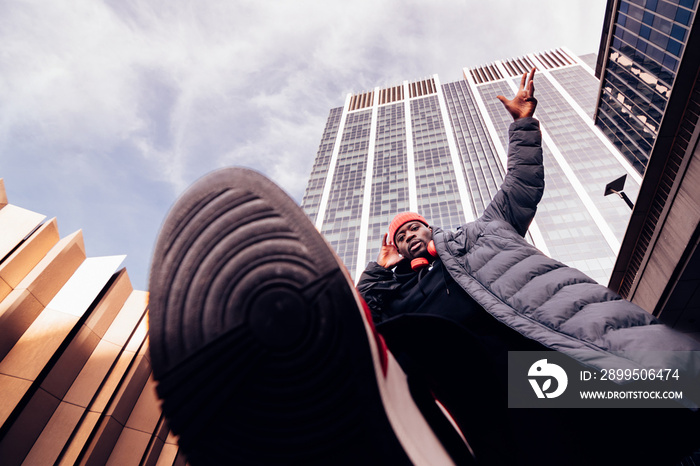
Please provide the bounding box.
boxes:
[359,117,700,387]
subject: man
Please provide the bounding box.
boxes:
[148,70,699,465]
[357,69,700,465]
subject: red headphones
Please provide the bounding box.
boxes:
[410,240,438,271]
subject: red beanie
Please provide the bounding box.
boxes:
[388,212,428,245]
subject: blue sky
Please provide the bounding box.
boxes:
[1,0,607,290]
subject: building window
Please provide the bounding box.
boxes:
[657,1,678,19]
[670,23,687,40]
[662,53,678,71]
[667,38,682,56]
[675,7,692,24]
[620,13,629,26]
[643,10,655,24]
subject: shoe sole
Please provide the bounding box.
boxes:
[148,167,456,465]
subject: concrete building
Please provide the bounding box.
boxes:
[302,48,641,285]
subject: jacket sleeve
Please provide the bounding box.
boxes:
[356,262,401,323]
[480,117,544,236]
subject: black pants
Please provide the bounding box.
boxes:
[378,315,700,466]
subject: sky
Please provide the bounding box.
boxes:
[1,0,608,291]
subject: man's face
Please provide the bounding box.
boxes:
[394,221,432,261]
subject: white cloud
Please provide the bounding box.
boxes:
[0,0,607,289]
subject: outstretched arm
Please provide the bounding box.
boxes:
[481,68,544,236]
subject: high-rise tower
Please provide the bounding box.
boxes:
[595,0,700,335]
[302,48,640,285]
[595,0,698,173]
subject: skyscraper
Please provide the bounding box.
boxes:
[595,0,699,335]
[302,48,640,286]
[595,0,698,173]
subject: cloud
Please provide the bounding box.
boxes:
[0,0,607,289]
[2,0,607,193]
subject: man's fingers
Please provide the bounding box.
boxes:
[519,71,527,90]
[497,95,507,103]
[526,68,536,96]
[382,232,388,246]
[526,79,535,98]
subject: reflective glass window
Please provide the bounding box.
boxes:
[640,24,652,38]
[627,17,642,32]
[662,53,678,71]
[629,3,644,19]
[647,43,665,62]
[652,15,672,33]
[657,1,678,18]
[667,38,682,56]
[670,23,687,41]
[675,7,692,23]
[649,29,669,48]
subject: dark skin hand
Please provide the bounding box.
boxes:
[497,67,537,120]
[377,67,538,269]
[377,233,403,269]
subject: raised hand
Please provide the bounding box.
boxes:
[377,233,403,269]
[497,67,537,121]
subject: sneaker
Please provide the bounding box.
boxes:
[148,167,463,465]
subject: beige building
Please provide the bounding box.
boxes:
[0,179,184,465]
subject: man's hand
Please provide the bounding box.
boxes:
[377,233,403,269]
[497,67,537,121]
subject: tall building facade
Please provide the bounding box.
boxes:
[302,48,641,286]
[595,0,700,337]
[595,0,698,173]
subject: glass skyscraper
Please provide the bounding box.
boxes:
[595,0,700,330]
[302,48,641,285]
[595,0,698,173]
